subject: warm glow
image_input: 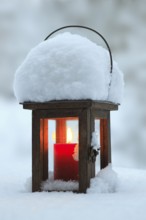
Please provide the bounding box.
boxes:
[52,127,73,143]
[52,131,56,142]
[67,127,73,143]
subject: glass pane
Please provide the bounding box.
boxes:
[42,117,79,191]
[54,118,79,181]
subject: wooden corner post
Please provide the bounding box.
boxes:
[32,110,48,192]
[100,112,111,169]
[79,108,91,193]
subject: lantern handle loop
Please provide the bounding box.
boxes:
[44,25,113,73]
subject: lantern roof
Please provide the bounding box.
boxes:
[14,32,124,104]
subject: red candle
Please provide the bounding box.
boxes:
[54,143,78,181]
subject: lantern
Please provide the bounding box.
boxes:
[22,100,118,193]
[19,26,121,193]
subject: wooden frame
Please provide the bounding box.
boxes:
[22,100,118,193]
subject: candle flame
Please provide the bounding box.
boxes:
[67,127,73,143]
[52,127,73,143]
[52,131,56,142]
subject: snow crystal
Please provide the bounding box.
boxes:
[26,166,118,193]
[14,32,124,104]
[25,172,79,192]
[87,164,119,193]
[41,172,78,191]
[91,131,100,150]
[41,179,78,192]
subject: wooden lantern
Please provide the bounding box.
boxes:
[20,26,120,193]
[22,100,118,193]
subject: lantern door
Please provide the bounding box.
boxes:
[39,116,79,192]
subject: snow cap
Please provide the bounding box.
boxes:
[14,32,124,103]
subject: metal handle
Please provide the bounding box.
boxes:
[44,25,113,73]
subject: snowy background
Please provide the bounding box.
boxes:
[0,0,146,219]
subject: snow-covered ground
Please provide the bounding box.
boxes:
[1,163,146,220]
[0,98,146,220]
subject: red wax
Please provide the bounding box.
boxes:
[54,143,78,181]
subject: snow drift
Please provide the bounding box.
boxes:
[87,164,119,193]
[14,32,124,104]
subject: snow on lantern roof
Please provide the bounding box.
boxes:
[13,32,124,104]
